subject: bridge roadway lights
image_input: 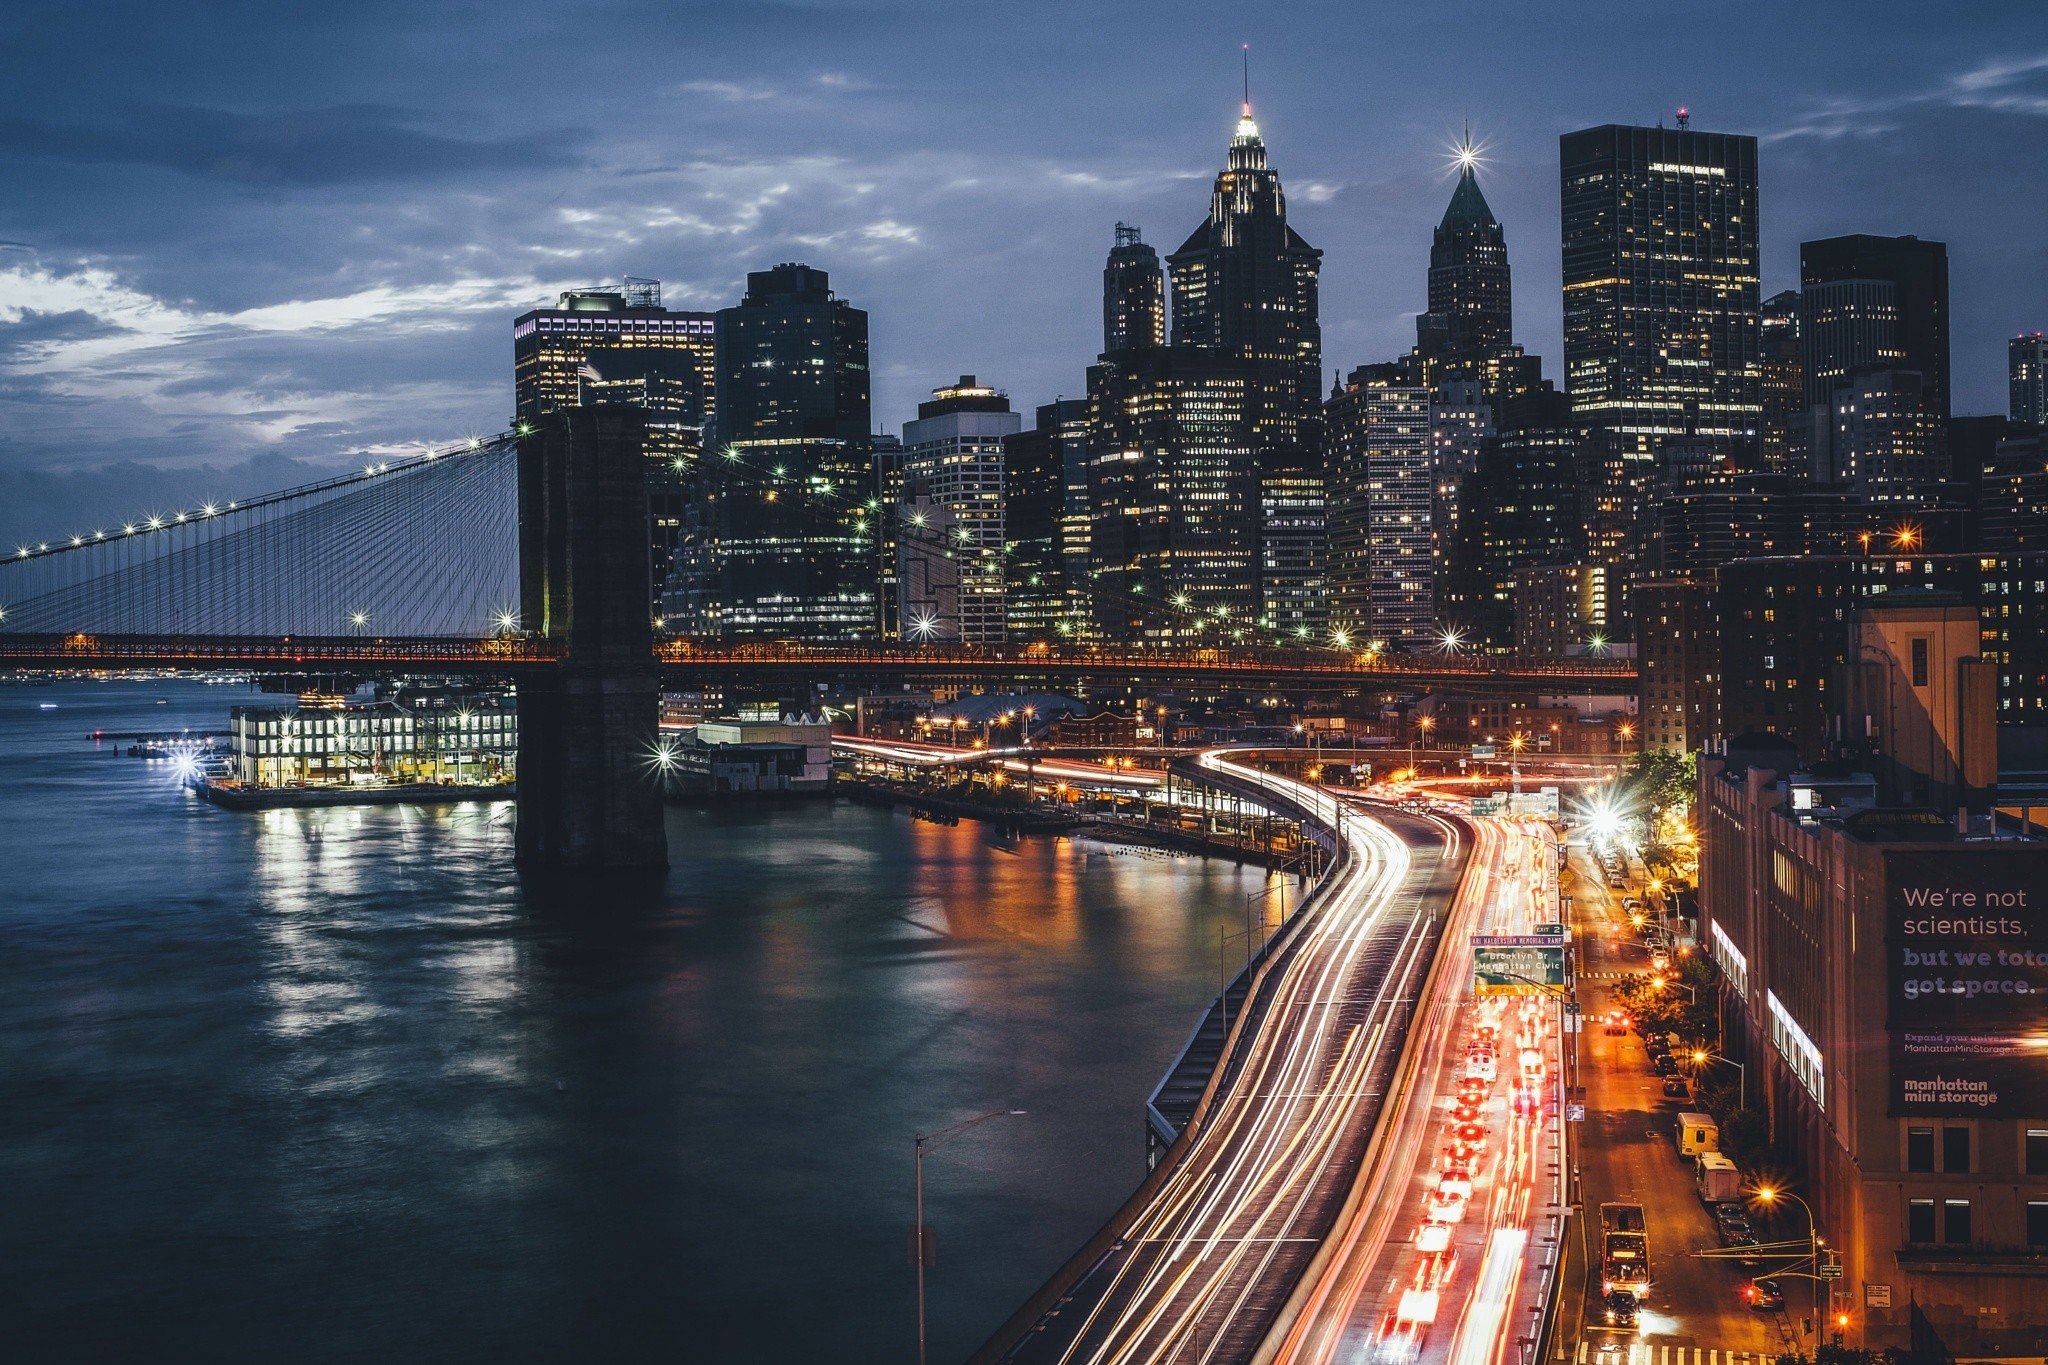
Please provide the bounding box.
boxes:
[513,408,668,871]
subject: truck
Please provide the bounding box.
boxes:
[1695,1151,1741,1204]
[1599,1202,1650,1300]
[1676,1111,1719,1158]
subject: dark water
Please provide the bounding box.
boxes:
[1,680,1266,1363]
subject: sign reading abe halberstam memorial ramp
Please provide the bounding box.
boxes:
[1889,849,2048,1116]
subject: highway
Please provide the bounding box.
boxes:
[978,752,1469,1365]
[1267,811,1568,1365]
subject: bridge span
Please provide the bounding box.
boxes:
[0,632,1636,694]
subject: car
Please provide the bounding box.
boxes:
[1652,1054,1680,1077]
[1452,1121,1487,1148]
[1452,1101,1482,1123]
[1600,1290,1640,1330]
[1437,1169,1474,1200]
[1744,1279,1786,1311]
[1717,1218,1754,1246]
[1603,1010,1629,1036]
[1645,1035,1669,1056]
[1415,1222,1454,1255]
[1651,952,1671,972]
[1661,1076,1691,1099]
[1622,897,1642,911]
[1731,1237,1765,1269]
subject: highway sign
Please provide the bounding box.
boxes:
[1566,1103,1586,1122]
[1472,744,1497,759]
[1474,942,1566,996]
[1472,933,1565,947]
[1535,922,1566,937]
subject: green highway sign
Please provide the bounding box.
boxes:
[1473,942,1566,996]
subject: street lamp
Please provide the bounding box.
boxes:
[1751,1185,1823,1344]
[915,1109,1027,1365]
[1508,731,1528,795]
[1689,1048,1746,1109]
[1411,713,1435,781]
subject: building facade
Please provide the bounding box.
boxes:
[1003,398,1090,640]
[1104,223,1166,354]
[675,263,873,639]
[2013,333,2048,428]
[1326,373,1432,646]
[230,692,517,789]
[1167,98,1323,469]
[1560,120,1761,622]
[901,376,1019,645]
[1802,234,1951,423]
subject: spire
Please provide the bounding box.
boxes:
[1234,44,1260,144]
[1439,127,1498,231]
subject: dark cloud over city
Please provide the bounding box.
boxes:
[0,0,2042,542]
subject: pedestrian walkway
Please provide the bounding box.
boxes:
[1579,1343,1782,1365]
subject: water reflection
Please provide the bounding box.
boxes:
[5,681,1264,1363]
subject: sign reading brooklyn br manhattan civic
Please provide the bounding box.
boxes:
[1888,850,2048,1116]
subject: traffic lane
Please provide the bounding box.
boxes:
[1569,850,1781,1356]
[996,787,1461,1363]
[1266,819,1501,1365]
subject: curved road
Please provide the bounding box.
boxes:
[981,752,1471,1364]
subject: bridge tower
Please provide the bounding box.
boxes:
[514,406,669,869]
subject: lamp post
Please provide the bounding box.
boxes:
[915,1109,1027,1365]
[1689,1049,1746,1109]
[1411,714,1435,782]
[1751,1185,1822,1346]
[1508,731,1529,796]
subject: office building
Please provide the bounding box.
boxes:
[1448,413,1584,646]
[1560,119,1761,614]
[1698,603,2044,1356]
[1826,367,1944,501]
[1103,224,1166,354]
[1003,399,1090,640]
[1652,473,1865,574]
[1429,381,1494,626]
[1983,433,2048,553]
[674,263,873,639]
[1759,289,1805,478]
[230,690,517,789]
[1326,372,1432,645]
[1633,577,1718,754]
[1427,154,1513,367]
[1802,234,1950,422]
[1167,95,1323,467]
[1085,347,1258,641]
[895,492,960,641]
[1259,455,1327,643]
[901,376,1019,645]
[1514,563,1610,661]
[513,280,714,613]
[2014,333,2048,428]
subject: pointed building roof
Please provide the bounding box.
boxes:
[1439,163,1498,232]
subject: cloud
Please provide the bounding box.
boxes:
[0,103,586,186]
[1765,49,2048,141]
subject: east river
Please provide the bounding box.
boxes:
[2,680,1274,1362]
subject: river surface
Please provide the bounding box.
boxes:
[0,679,1271,1362]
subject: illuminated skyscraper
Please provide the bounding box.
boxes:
[1085,347,1257,642]
[1103,224,1165,354]
[1326,369,1432,646]
[1167,93,1323,468]
[1003,398,1091,640]
[1757,290,1805,478]
[674,264,873,639]
[1429,148,1513,364]
[1802,234,1950,421]
[1560,118,1761,620]
[901,376,1019,645]
[513,280,714,613]
[2010,333,2047,428]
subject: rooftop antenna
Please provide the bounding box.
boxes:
[1676,105,1691,130]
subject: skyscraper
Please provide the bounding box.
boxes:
[674,263,873,639]
[1003,398,1090,640]
[1801,234,1950,421]
[1103,224,1165,354]
[1826,367,1944,501]
[1326,369,1433,646]
[513,280,714,614]
[1448,387,1585,647]
[1758,289,1805,478]
[901,376,1019,645]
[1167,94,1323,466]
[1560,118,1761,620]
[1428,151,1513,365]
[1085,347,1257,641]
[2013,333,2048,427]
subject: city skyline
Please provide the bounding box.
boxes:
[0,1,2043,541]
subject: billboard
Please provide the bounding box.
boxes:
[1887,849,2048,1116]
[1474,934,1566,996]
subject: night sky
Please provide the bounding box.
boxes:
[1,0,2043,542]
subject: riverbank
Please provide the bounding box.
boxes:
[837,774,1299,869]
[199,778,513,809]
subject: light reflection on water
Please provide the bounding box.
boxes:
[2,679,1275,1362]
